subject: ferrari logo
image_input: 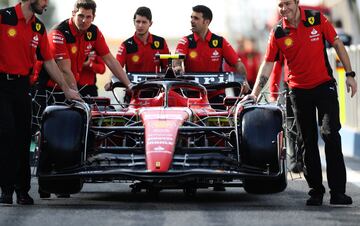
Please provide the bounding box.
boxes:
[284,37,293,47]
[189,51,198,59]
[212,39,218,47]
[132,55,140,63]
[36,23,42,31]
[71,46,77,54]
[154,41,160,48]
[87,32,92,40]
[8,28,17,37]
[155,161,161,169]
[308,17,315,25]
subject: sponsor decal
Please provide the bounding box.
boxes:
[309,28,320,42]
[127,72,238,84]
[284,37,293,47]
[35,23,42,31]
[31,35,39,48]
[7,28,17,37]
[87,32,92,40]
[53,40,64,44]
[311,28,318,35]
[132,55,140,63]
[211,50,220,61]
[189,51,198,59]
[153,121,171,128]
[212,39,218,47]
[308,17,315,25]
[117,47,124,55]
[71,46,77,54]
[154,41,160,48]
[33,35,39,42]
[53,35,64,41]
[178,38,187,45]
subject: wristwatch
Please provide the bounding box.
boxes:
[345,71,356,78]
[127,83,134,90]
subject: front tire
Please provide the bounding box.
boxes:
[243,162,287,194]
[38,177,83,194]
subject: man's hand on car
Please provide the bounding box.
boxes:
[64,88,82,101]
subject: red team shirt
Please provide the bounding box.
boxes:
[265,7,338,89]
[175,30,239,72]
[0,3,52,76]
[78,55,106,86]
[116,33,170,72]
[49,18,110,81]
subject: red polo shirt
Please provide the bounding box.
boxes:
[265,7,337,89]
[116,33,170,73]
[175,30,239,72]
[0,3,52,76]
[49,18,110,81]
[78,55,106,86]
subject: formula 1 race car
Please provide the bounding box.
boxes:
[35,55,287,196]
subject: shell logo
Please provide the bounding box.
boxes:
[71,46,77,54]
[8,28,17,37]
[189,51,198,59]
[132,55,140,63]
[284,38,293,47]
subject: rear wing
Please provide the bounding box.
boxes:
[112,72,245,87]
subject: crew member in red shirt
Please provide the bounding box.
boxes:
[174,5,249,94]
[224,37,262,89]
[78,51,106,97]
[37,0,131,101]
[246,0,357,206]
[36,0,132,199]
[0,0,80,205]
[116,6,170,73]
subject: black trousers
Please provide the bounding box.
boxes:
[0,76,32,194]
[289,80,346,194]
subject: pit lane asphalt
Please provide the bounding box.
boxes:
[0,157,359,226]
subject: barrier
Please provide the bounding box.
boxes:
[328,46,360,158]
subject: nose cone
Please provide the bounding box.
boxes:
[140,109,189,172]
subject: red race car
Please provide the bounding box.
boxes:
[36,55,287,196]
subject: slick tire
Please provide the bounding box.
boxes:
[38,177,83,194]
